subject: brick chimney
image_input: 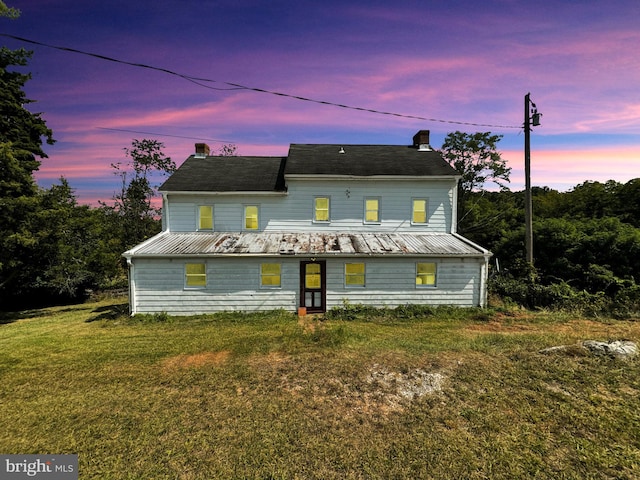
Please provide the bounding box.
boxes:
[195,143,210,157]
[412,130,432,151]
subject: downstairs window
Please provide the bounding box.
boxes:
[416,262,436,287]
[185,263,207,288]
[345,263,365,287]
[261,263,281,287]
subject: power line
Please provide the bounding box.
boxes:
[96,127,236,144]
[1,33,521,130]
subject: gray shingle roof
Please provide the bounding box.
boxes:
[285,144,459,177]
[159,143,459,193]
[159,156,287,192]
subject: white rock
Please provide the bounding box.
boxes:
[582,340,638,360]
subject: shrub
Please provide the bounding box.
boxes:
[324,299,381,321]
[489,273,640,318]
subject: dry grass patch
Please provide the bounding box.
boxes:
[161,350,231,370]
[464,320,538,333]
[547,318,639,339]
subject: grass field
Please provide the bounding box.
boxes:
[1,297,640,479]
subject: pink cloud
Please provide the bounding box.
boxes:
[504,145,639,191]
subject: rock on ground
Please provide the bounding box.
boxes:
[582,340,638,360]
[540,340,638,360]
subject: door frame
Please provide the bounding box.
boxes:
[299,260,326,313]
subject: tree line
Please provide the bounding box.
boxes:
[1,42,639,315]
[0,45,177,308]
[445,132,640,317]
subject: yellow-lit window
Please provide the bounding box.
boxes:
[244,205,259,230]
[345,263,365,287]
[261,263,281,287]
[416,263,436,287]
[198,205,213,230]
[185,263,206,288]
[314,197,330,222]
[305,263,321,289]
[412,199,428,224]
[365,198,380,223]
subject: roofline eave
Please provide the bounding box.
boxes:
[125,252,489,260]
[284,174,460,181]
[159,190,288,196]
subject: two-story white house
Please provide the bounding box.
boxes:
[123,131,491,315]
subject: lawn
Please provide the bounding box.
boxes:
[1,297,640,479]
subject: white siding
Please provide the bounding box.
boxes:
[275,179,455,233]
[130,256,484,315]
[325,257,483,309]
[165,178,456,234]
[131,257,298,315]
[166,194,288,232]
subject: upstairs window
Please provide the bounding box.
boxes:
[364,198,380,224]
[198,205,213,230]
[314,197,330,222]
[261,263,281,287]
[416,262,436,287]
[345,263,365,287]
[185,263,207,288]
[412,199,428,224]
[244,205,259,230]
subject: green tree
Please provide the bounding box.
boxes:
[533,216,640,294]
[617,179,640,227]
[0,46,55,298]
[105,139,175,250]
[31,180,119,301]
[440,131,510,236]
[2,178,127,308]
[559,180,620,219]
[441,131,510,197]
[0,1,20,19]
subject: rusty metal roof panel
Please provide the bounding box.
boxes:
[125,232,489,258]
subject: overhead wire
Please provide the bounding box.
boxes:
[1,33,521,130]
[96,127,235,144]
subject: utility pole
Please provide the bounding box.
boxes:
[524,93,541,266]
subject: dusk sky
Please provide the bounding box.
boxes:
[2,0,639,205]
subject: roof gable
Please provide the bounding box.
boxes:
[285,144,459,177]
[159,156,287,192]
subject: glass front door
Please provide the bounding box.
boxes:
[300,260,326,313]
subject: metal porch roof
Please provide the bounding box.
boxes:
[124,232,490,258]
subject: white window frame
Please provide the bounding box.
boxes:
[197,205,214,231]
[411,198,429,225]
[313,196,330,223]
[415,262,437,288]
[364,197,381,224]
[243,205,260,231]
[345,262,366,288]
[185,263,207,289]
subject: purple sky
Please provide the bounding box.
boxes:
[2,0,639,205]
